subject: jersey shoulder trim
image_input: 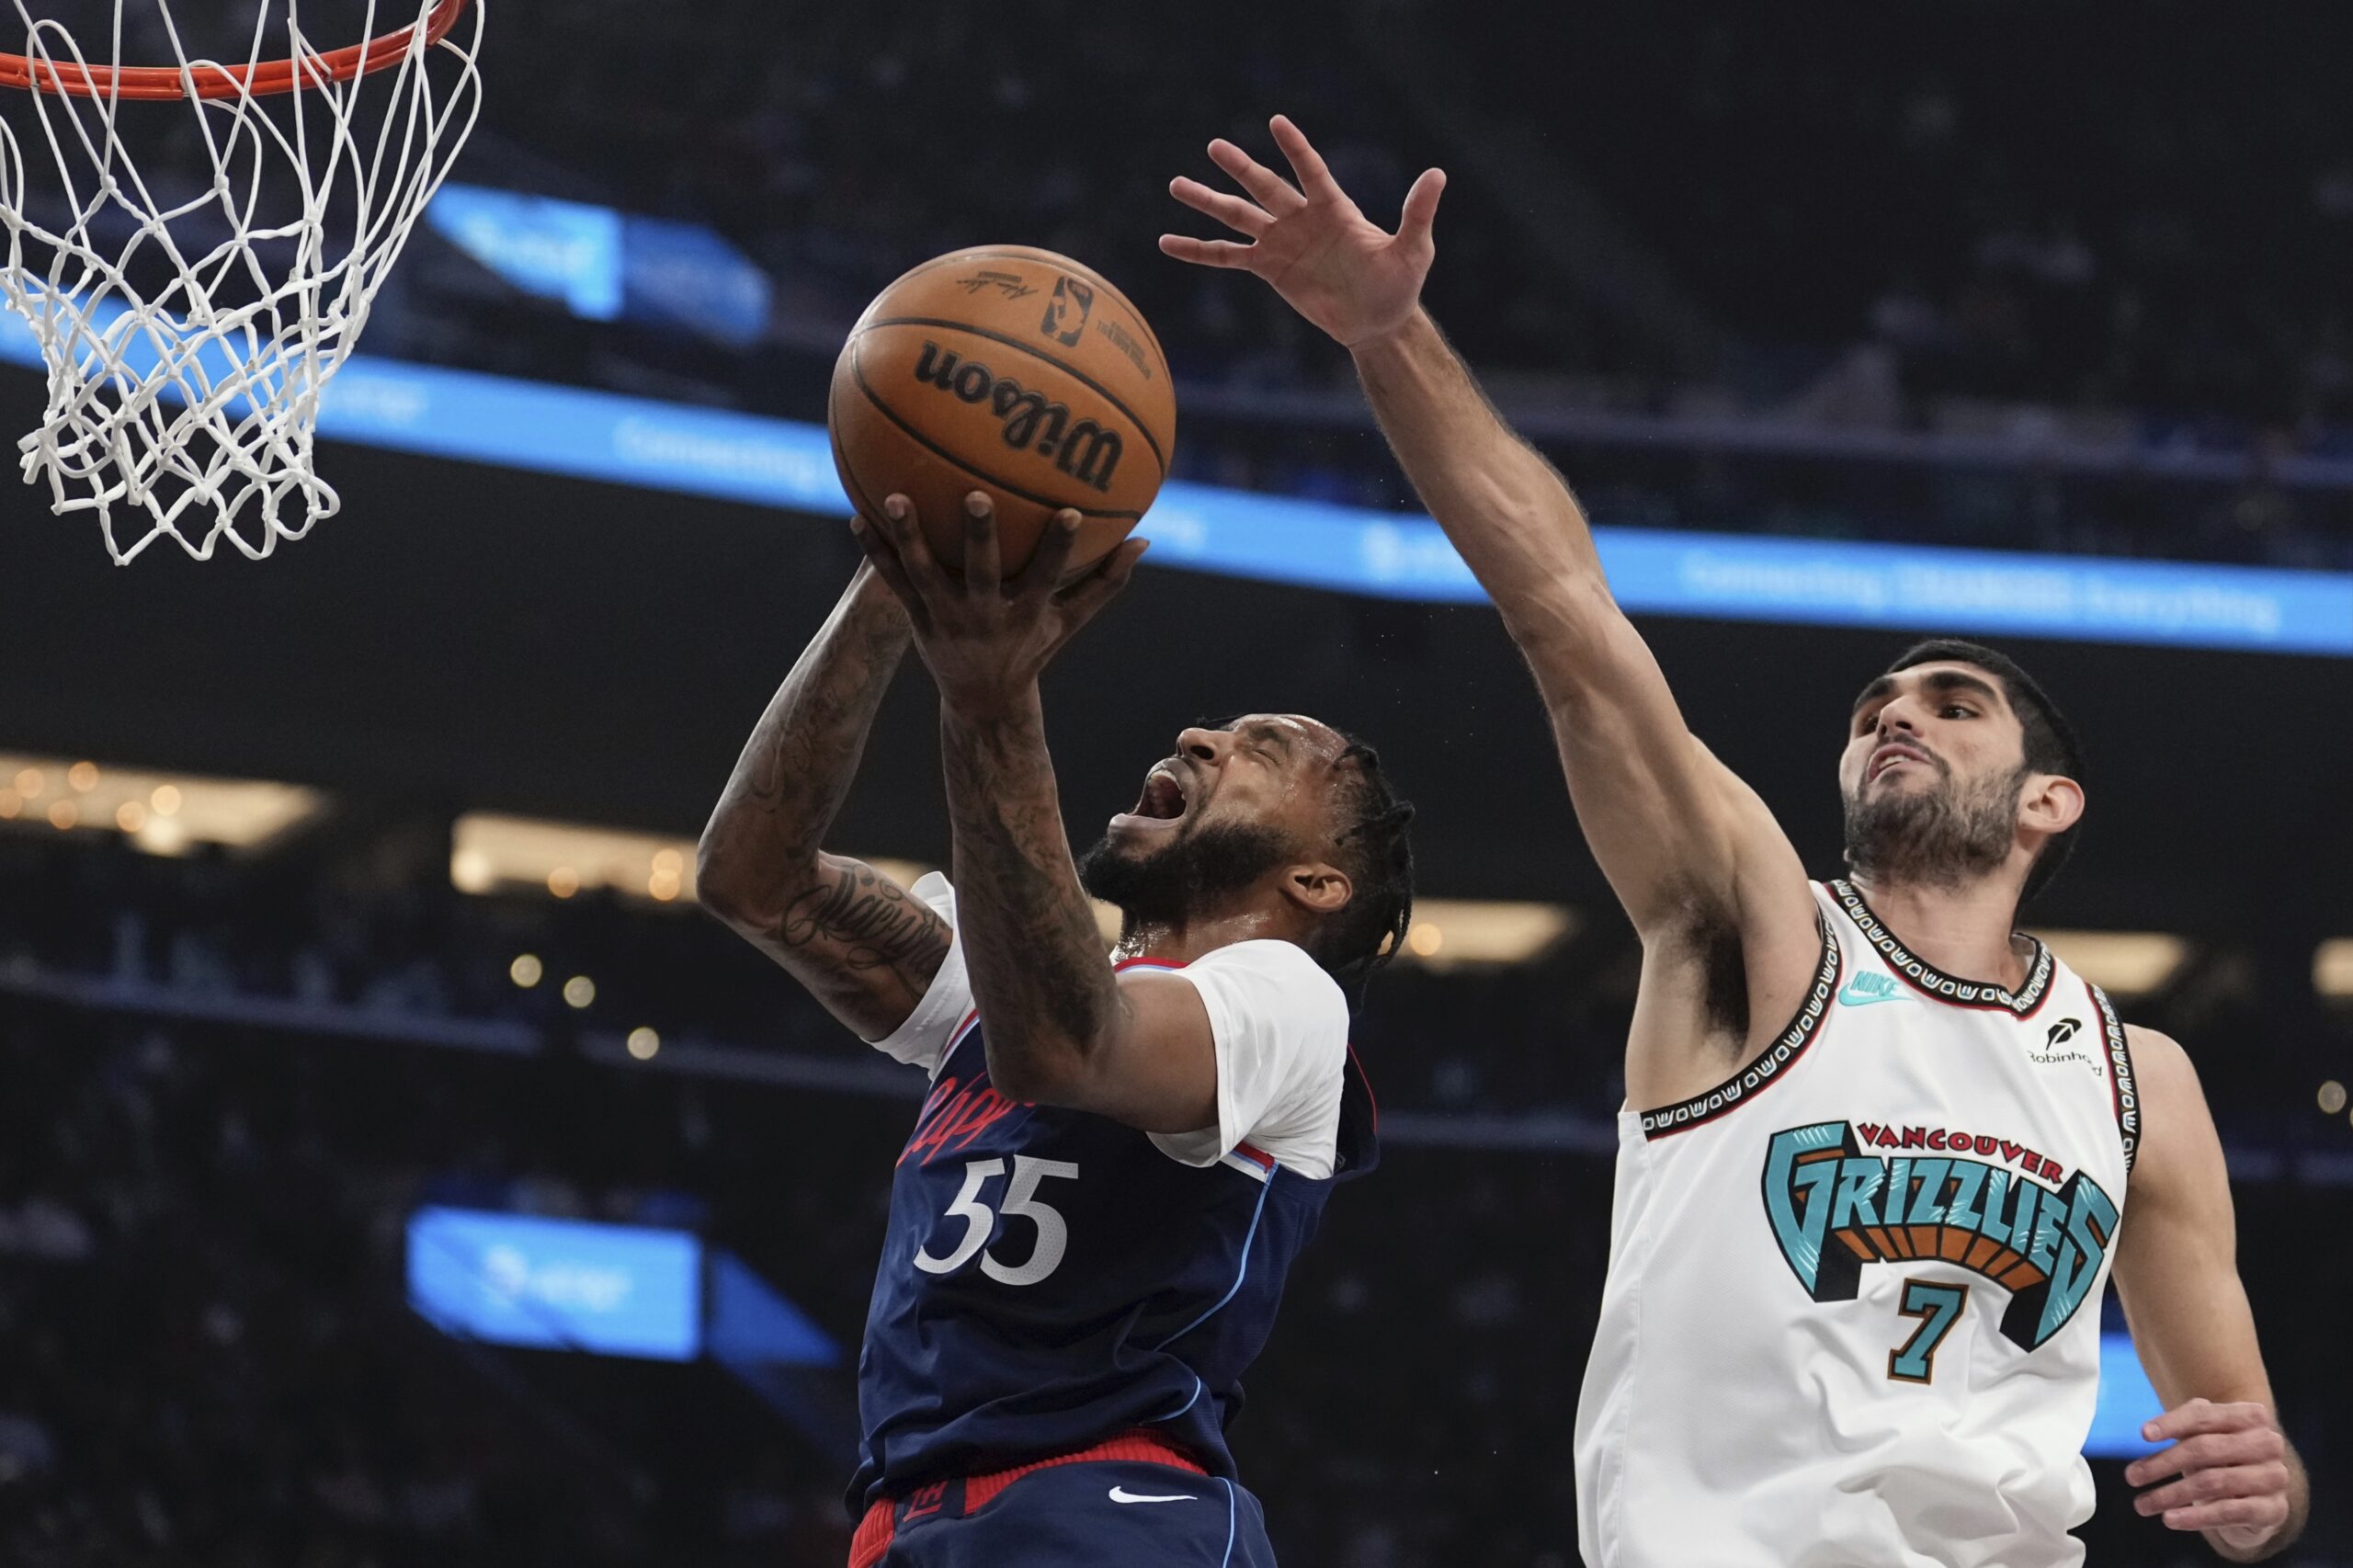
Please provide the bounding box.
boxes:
[2085,981,2142,1174]
[1827,879,2055,1018]
[1640,906,1840,1140]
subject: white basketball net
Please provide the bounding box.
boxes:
[0,1,483,562]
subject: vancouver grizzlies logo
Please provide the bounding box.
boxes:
[1762,1120,2119,1350]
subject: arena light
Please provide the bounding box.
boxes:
[407,1208,700,1362]
[1082,897,1577,968]
[405,1208,840,1369]
[426,183,771,346]
[2027,930,2189,997]
[1398,901,1579,970]
[449,812,939,906]
[2316,939,2353,1000]
[1091,901,1122,943]
[0,751,323,855]
[451,813,702,904]
[449,817,1573,971]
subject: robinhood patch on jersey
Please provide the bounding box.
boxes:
[1761,1119,2118,1350]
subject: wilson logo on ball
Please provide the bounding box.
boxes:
[911,341,1125,491]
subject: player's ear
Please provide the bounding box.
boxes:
[2018,773,2085,838]
[1279,861,1352,918]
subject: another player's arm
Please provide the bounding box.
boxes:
[695,562,952,1040]
[2109,1026,2307,1561]
[1347,309,1818,949]
[1163,119,1820,1102]
[858,495,1208,1128]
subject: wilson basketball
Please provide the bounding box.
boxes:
[830,244,1175,574]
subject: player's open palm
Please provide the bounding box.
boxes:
[1163,115,1446,348]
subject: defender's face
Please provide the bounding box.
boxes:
[1104,713,1349,861]
[1840,662,2029,804]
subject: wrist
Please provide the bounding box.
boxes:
[1347,304,1436,363]
[938,680,1040,728]
[2212,1532,2280,1563]
[2221,1506,2304,1562]
[848,562,915,628]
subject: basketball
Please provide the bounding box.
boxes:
[829,244,1175,574]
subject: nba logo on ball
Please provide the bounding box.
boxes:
[1040,278,1094,346]
[829,245,1174,575]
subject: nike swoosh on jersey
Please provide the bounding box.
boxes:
[1108,1486,1199,1505]
[1837,979,1911,1006]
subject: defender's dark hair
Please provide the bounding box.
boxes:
[1313,734,1416,1008]
[1883,639,2085,904]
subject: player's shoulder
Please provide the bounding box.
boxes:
[2110,1022,2232,1204]
[1149,938,1349,1058]
[2120,1021,2202,1111]
[1183,937,1346,1002]
[2120,1021,2194,1080]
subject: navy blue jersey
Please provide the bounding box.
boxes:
[847,954,1379,1516]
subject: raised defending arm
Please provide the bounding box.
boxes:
[1346,311,1792,932]
[696,562,951,1041]
[1164,118,1822,1101]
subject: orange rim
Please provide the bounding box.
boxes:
[0,0,471,101]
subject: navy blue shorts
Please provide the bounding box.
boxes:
[856,1459,1277,1567]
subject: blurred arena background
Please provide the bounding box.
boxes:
[3,2,2349,1563]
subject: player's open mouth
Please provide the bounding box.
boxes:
[1112,765,1189,829]
[1869,743,1933,782]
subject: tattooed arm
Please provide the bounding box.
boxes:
[855,491,1216,1130]
[696,562,952,1040]
[938,692,1219,1129]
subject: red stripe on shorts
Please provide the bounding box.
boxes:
[848,1428,1205,1565]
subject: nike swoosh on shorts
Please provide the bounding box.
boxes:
[1108,1486,1199,1505]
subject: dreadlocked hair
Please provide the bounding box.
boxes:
[1309,736,1417,1009]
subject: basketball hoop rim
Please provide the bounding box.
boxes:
[0,0,472,102]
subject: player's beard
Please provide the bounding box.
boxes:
[1842,760,2025,890]
[1076,819,1295,929]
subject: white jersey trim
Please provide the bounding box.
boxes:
[1829,878,2056,1017]
[1637,908,1841,1140]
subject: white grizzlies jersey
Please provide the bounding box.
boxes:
[1574,880,2140,1568]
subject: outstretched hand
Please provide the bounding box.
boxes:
[853,492,1148,717]
[1162,113,1445,348]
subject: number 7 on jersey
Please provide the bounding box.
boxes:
[1887,1278,1970,1383]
